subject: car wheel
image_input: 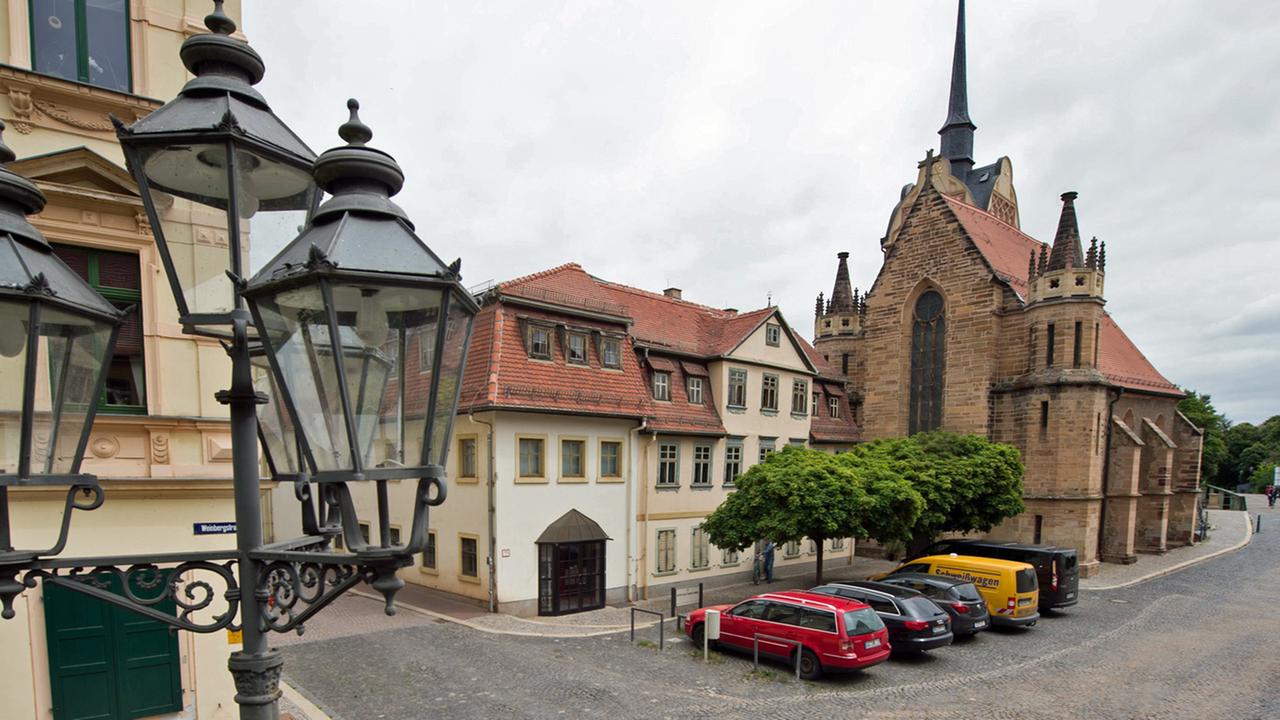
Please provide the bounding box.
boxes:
[797,648,823,681]
[691,623,705,646]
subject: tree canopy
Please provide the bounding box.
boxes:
[1178,391,1229,484]
[700,433,1024,583]
[840,432,1025,555]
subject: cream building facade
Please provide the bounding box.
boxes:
[1,2,259,719]
[332,264,863,616]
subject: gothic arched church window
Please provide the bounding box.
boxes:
[909,290,945,434]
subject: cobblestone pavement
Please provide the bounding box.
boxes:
[1081,508,1252,589]
[280,513,1279,720]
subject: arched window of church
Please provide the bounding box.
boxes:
[909,290,946,434]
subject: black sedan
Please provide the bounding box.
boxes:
[876,573,991,637]
[810,581,953,652]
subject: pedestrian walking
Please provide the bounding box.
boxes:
[1267,484,1277,509]
[761,540,777,583]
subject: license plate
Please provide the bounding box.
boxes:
[974,621,987,628]
[932,625,945,634]
[1066,592,1075,599]
[1018,597,1033,606]
[864,638,881,649]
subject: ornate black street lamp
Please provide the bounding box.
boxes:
[0,3,475,719]
[0,123,122,618]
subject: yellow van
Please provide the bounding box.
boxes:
[871,554,1040,627]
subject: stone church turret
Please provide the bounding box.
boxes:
[814,252,865,344]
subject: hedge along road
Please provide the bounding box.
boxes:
[280,526,1279,720]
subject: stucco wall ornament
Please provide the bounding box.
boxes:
[7,89,33,133]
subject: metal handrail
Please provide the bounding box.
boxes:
[1203,484,1249,511]
[630,607,664,650]
[752,633,804,681]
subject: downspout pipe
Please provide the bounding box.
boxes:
[471,411,498,613]
[627,417,648,602]
[1096,388,1124,563]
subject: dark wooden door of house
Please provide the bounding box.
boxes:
[43,574,182,720]
[538,541,605,616]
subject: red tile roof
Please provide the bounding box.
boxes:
[940,193,1181,398]
[1097,314,1182,396]
[460,263,857,438]
[942,195,1044,301]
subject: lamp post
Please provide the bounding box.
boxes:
[0,3,476,719]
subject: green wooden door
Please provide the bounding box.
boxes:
[44,574,182,720]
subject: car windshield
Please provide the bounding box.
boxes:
[950,582,983,602]
[1016,568,1038,593]
[843,608,884,636]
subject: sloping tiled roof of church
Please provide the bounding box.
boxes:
[941,195,1180,397]
[460,263,859,435]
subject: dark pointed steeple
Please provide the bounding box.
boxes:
[938,0,976,178]
[829,252,856,313]
[1047,191,1086,271]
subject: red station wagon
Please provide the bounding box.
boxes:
[684,590,892,679]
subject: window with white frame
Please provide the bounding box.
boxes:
[528,325,551,359]
[458,437,477,478]
[566,332,588,365]
[657,443,679,487]
[761,374,778,411]
[765,323,781,346]
[691,526,710,569]
[829,396,840,418]
[561,439,584,478]
[784,539,800,558]
[808,539,817,554]
[692,445,712,486]
[461,536,478,577]
[518,437,544,477]
[656,529,676,573]
[721,547,740,566]
[792,379,808,415]
[831,537,845,550]
[724,439,742,485]
[758,437,775,463]
[601,337,622,368]
[728,368,747,408]
[812,391,820,412]
[600,440,621,478]
[652,371,671,401]
[687,376,703,404]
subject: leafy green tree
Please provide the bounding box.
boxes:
[1248,463,1278,493]
[842,432,1026,557]
[1178,391,1228,485]
[700,446,922,585]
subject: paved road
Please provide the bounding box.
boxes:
[281,516,1280,720]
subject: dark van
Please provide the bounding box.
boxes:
[919,540,1079,610]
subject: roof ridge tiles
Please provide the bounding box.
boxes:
[498,262,585,290]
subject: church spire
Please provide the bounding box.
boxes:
[1046,191,1086,271]
[938,0,976,178]
[829,252,856,313]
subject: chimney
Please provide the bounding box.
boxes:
[723,307,738,315]
[663,287,682,300]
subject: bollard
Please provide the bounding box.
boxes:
[670,587,677,618]
[698,582,703,609]
[1257,514,1262,533]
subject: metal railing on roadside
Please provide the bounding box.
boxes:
[629,607,665,650]
[1203,484,1249,511]
[752,633,803,681]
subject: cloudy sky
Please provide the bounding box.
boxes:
[244,1,1280,425]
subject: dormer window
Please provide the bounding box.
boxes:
[566,332,587,365]
[528,325,551,359]
[765,323,781,346]
[652,371,670,401]
[687,377,703,404]
[601,337,622,369]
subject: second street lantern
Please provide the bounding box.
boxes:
[114,1,316,335]
[243,99,477,554]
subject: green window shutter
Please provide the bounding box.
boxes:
[44,573,182,720]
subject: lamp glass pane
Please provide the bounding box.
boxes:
[329,283,441,470]
[426,298,474,467]
[137,143,314,320]
[254,285,350,471]
[251,351,300,475]
[0,300,30,475]
[29,305,114,474]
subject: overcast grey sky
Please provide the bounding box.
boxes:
[244,1,1280,425]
